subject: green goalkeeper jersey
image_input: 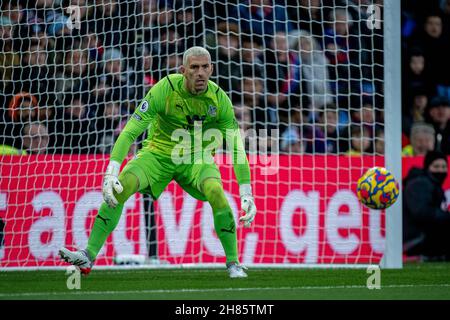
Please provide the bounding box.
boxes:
[110,74,251,185]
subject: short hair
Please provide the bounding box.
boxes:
[410,122,435,138]
[22,122,47,136]
[330,8,354,27]
[182,46,211,66]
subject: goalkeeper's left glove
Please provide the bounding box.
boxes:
[239,184,257,227]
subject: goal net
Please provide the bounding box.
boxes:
[0,0,390,269]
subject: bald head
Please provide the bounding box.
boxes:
[22,122,49,154]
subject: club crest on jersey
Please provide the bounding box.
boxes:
[139,101,149,113]
[208,105,217,117]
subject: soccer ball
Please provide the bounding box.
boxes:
[357,167,399,210]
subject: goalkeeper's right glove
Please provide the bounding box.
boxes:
[102,161,123,208]
[239,184,257,228]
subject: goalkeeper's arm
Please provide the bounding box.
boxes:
[226,126,256,227]
[103,99,155,208]
[217,89,256,227]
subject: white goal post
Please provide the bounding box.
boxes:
[381,0,402,269]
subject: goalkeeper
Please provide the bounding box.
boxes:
[59,47,256,278]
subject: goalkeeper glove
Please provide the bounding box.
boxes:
[102,161,123,208]
[239,184,257,227]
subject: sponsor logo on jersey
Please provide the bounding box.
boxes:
[139,101,149,113]
[186,115,206,125]
[208,105,217,117]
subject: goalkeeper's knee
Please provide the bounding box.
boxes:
[114,171,140,205]
[202,178,229,210]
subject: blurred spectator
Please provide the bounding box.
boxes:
[90,75,112,106]
[403,48,433,106]
[45,9,73,38]
[409,12,450,98]
[30,0,57,18]
[3,0,29,45]
[231,0,294,46]
[403,150,450,261]
[90,0,130,49]
[154,1,175,27]
[265,31,302,122]
[141,0,159,30]
[290,29,334,110]
[402,122,436,156]
[21,122,50,154]
[156,27,180,57]
[0,14,14,44]
[136,45,158,95]
[90,89,123,153]
[141,0,167,45]
[15,15,50,52]
[142,1,180,79]
[80,32,103,63]
[2,92,39,149]
[323,8,362,103]
[350,102,377,140]
[210,22,241,96]
[55,46,92,103]
[234,103,253,133]
[281,125,305,154]
[402,87,429,137]
[54,92,92,153]
[281,108,325,154]
[166,54,182,75]
[151,27,183,81]
[97,0,139,59]
[324,8,354,67]
[7,92,39,124]
[233,103,255,153]
[441,0,450,34]
[174,0,203,48]
[0,16,20,94]
[315,104,345,154]
[101,47,136,103]
[240,34,266,82]
[17,0,74,45]
[374,127,385,155]
[347,125,372,155]
[64,0,95,37]
[287,0,324,39]
[239,67,276,133]
[425,96,450,154]
[1,1,26,25]
[10,39,56,106]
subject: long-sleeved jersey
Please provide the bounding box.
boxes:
[109,73,251,185]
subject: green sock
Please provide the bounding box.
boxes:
[213,207,239,264]
[86,202,124,260]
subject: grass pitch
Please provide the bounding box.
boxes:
[1,263,450,300]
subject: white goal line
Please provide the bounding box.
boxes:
[0,263,374,272]
[1,284,450,298]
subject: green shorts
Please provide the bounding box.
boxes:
[120,151,222,201]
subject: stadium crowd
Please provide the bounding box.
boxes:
[0,0,448,156]
[402,0,450,156]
